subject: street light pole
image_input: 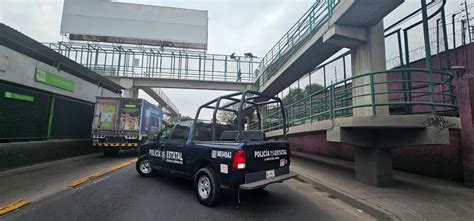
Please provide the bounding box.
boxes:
[452,13,458,65]
[437,18,441,69]
[463,0,472,42]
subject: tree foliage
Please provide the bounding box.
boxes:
[304,83,324,95]
[282,83,324,105]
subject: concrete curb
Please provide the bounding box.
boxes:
[291,152,400,221]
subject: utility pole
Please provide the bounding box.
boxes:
[452,13,458,65]
[462,19,467,44]
[463,0,472,42]
[452,14,458,49]
[436,18,441,69]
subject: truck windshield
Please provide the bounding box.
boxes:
[192,91,287,142]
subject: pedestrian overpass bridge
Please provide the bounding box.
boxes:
[45,42,256,115]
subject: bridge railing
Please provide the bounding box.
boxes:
[254,0,340,90]
[251,68,457,132]
[45,42,260,83]
[151,88,179,115]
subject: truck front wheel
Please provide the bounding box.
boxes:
[136,157,154,177]
[194,167,222,206]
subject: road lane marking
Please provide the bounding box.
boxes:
[67,159,137,188]
[0,199,30,216]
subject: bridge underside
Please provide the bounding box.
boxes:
[107,76,253,91]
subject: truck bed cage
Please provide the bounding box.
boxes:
[192,90,287,142]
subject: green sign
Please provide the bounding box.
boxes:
[35,67,75,92]
[4,91,34,102]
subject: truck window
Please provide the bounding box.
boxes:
[158,126,173,140]
[194,122,212,141]
[171,125,189,140]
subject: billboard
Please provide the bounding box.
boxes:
[60,0,208,50]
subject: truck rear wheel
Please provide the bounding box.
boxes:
[194,167,222,207]
[103,149,120,157]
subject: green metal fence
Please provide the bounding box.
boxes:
[0,81,94,141]
[251,68,456,132]
[254,0,340,91]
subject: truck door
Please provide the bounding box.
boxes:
[149,125,173,168]
[162,125,189,174]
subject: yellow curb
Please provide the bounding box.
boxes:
[109,161,133,171]
[67,159,138,188]
[0,199,30,216]
[68,171,107,187]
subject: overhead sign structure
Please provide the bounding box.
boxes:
[60,0,209,50]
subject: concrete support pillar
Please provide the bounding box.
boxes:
[455,77,474,187]
[123,87,139,98]
[351,21,389,116]
[355,147,393,187]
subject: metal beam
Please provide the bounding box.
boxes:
[107,76,252,91]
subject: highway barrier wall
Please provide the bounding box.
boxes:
[0,139,97,171]
[0,80,95,141]
[288,129,463,181]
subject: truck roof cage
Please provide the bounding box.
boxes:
[193,90,287,142]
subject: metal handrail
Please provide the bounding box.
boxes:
[254,0,340,90]
[152,88,179,114]
[257,68,456,132]
[45,42,261,83]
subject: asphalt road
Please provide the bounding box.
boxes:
[3,158,374,221]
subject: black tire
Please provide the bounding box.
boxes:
[103,149,120,157]
[194,167,222,207]
[136,156,154,177]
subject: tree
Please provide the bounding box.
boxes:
[218,102,238,125]
[304,83,324,96]
[218,110,236,125]
[282,83,324,105]
[283,88,304,104]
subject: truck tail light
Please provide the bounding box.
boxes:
[232,150,246,170]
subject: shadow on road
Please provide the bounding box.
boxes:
[146,171,291,210]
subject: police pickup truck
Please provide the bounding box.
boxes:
[136,91,297,206]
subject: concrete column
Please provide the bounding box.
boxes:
[123,87,139,98]
[355,147,393,187]
[455,77,474,187]
[351,21,389,116]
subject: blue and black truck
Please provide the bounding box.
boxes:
[136,91,297,206]
[91,97,164,156]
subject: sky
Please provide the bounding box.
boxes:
[1,0,472,118]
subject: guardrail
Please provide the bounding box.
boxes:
[46,42,260,83]
[254,0,340,90]
[250,68,457,132]
[151,88,179,115]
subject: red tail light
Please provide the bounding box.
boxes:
[232,150,246,170]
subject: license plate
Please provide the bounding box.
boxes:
[266,170,275,179]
